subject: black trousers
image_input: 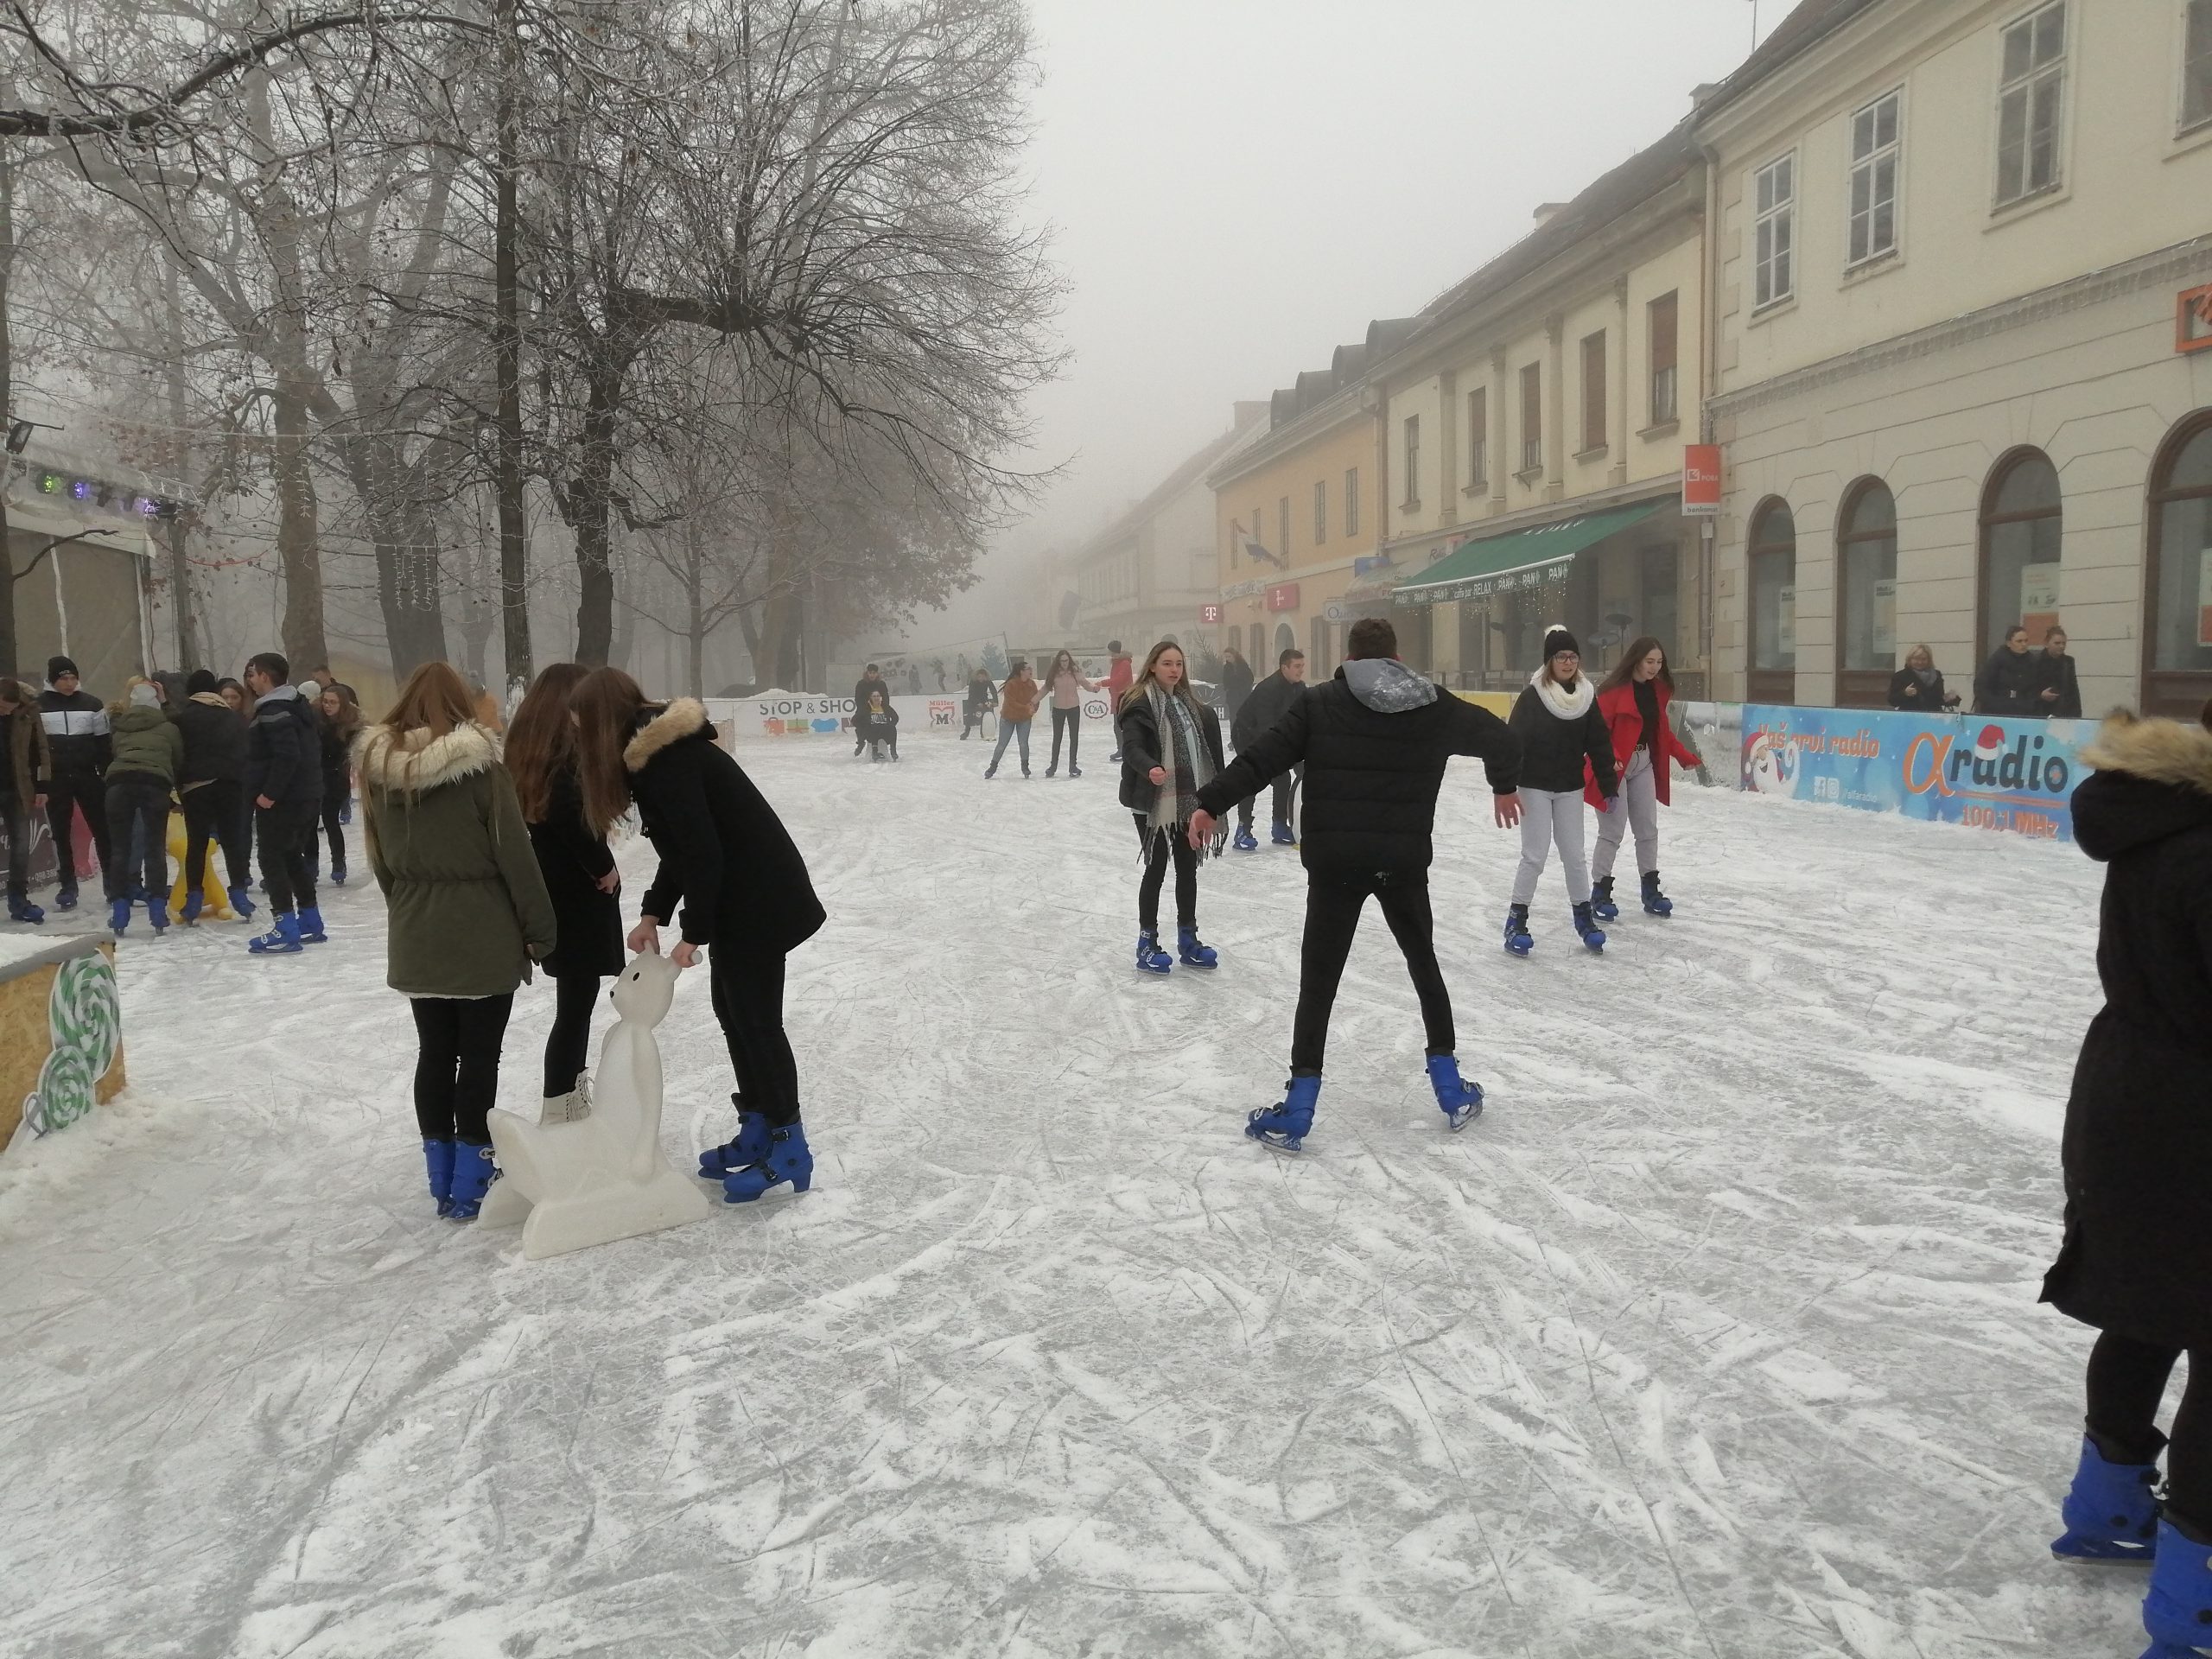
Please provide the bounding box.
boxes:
[1,791,29,899]
[1048,705,1081,769]
[1291,872,1454,1075]
[45,773,111,891]
[709,947,800,1128]
[1134,815,1198,933]
[2087,1332,2209,1529]
[1237,766,1300,832]
[314,798,346,875]
[182,780,251,895]
[543,971,602,1098]
[256,799,318,915]
[410,994,516,1144]
[103,776,170,904]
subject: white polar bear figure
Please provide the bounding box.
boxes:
[478,952,710,1259]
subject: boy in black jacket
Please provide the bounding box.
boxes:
[36,655,112,908]
[242,652,325,953]
[1230,647,1306,850]
[1190,616,1522,1152]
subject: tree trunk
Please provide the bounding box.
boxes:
[685,524,704,700]
[493,0,531,687]
[0,160,16,683]
[759,590,804,690]
[270,369,328,671]
[569,370,620,665]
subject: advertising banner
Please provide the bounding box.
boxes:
[1682,444,1722,516]
[1740,705,2089,841]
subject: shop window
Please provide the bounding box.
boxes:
[2146,413,2212,715]
[1837,480,1900,706]
[1753,153,1795,309]
[1748,499,1798,702]
[1520,364,1542,473]
[1997,2,2067,207]
[1402,416,1421,508]
[1344,467,1360,537]
[1580,332,1608,454]
[2186,0,2212,132]
[1648,292,1679,426]
[1979,448,2063,664]
[1847,90,1903,266]
[1278,495,1291,563]
[1313,480,1327,547]
[1466,388,1488,493]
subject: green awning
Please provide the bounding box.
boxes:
[1392,499,1664,607]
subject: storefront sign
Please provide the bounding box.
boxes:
[1198,602,1223,625]
[1740,706,2088,841]
[2179,283,2212,355]
[1223,579,1267,601]
[1352,555,1394,576]
[1266,582,1300,612]
[1683,444,1723,516]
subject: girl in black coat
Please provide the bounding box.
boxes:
[1116,641,1227,974]
[506,664,626,1115]
[2036,627,2083,719]
[314,684,361,884]
[1503,628,1618,953]
[2040,707,2212,1651]
[1974,627,2041,715]
[575,669,826,1204]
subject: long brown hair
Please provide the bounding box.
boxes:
[361,661,480,836]
[1599,636,1674,694]
[572,666,651,838]
[1118,639,1199,714]
[1043,648,1078,685]
[318,683,363,746]
[505,662,589,823]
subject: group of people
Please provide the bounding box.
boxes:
[1888,626,2084,718]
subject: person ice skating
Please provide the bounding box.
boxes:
[1187,616,1522,1151]
[960,666,997,741]
[1505,627,1618,956]
[986,659,1039,779]
[855,690,900,761]
[171,669,253,922]
[1887,644,1962,715]
[359,661,556,1220]
[1585,638,1702,921]
[2037,627,2083,720]
[242,652,326,954]
[103,679,182,937]
[572,669,829,1203]
[2037,703,2212,1655]
[0,678,52,925]
[1974,625,2040,716]
[312,683,361,884]
[1117,641,1227,974]
[851,664,891,756]
[1040,649,1099,778]
[1230,646,1307,851]
[35,656,111,912]
[1104,640,1133,762]
[505,663,624,1122]
[1218,646,1254,726]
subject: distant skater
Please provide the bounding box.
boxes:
[986,659,1039,779]
[1229,646,1306,851]
[961,667,997,740]
[1039,649,1099,779]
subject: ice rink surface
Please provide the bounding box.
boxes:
[1,737,2171,1659]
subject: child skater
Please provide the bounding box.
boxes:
[1504,626,1618,956]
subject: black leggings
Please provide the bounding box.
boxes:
[410,994,515,1144]
[2087,1332,2209,1528]
[182,779,251,894]
[1292,873,1454,1075]
[543,972,601,1098]
[315,798,346,874]
[1049,706,1080,769]
[1135,816,1198,933]
[709,948,801,1128]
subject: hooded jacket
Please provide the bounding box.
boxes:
[1198,658,1521,879]
[1,683,51,804]
[245,683,322,806]
[2039,714,2212,1349]
[173,692,247,788]
[106,700,184,786]
[37,683,110,779]
[360,721,557,998]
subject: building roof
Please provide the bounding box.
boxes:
[1694,0,1885,121]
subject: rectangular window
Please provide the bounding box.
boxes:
[1313,480,1327,545]
[1465,388,1488,492]
[1753,153,1795,308]
[1278,495,1291,560]
[2185,0,2212,131]
[1402,416,1421,506]
[1520,363,1542,473]
[1580,331,1608,454]
[1344,467,1360,537]
[1997,2,2067,207]
[1648,291,1680,425]
[1848,90,1903,265]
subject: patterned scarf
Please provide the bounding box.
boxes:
[1146,683,1217,839]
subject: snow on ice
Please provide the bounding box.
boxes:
[0,742,2172,1657]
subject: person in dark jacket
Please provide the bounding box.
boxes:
[960,667,997,740]
[1218,647,1255,726]
[1504,627,1618,955]
[2037,706,2212,1653]
[1886,644,1962,715]
[173,669,252,922]
[0,678,52,924]
[2036,626,2083,720]
[311,683,362,884]
[505,664,624,1119]
[104,679,184,936]
[1117,641,1228,973]
[574,669,827,1205]
[1229,647,1307,851]
[851,664,891,756]
[36,655,112,910]
[1189,615,1523,1152]
[855,689,900,761]
[1974,626,2040,715]
[242,651,326,953]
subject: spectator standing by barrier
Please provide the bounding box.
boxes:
[1586,638,1703,920]
[242,652,325,955]
[36,655,111,912]
[313,684,362,886]
[2037,627,2083,720]
[104,679,182,936]
[985,659,1039,779]
[1219,647,1254,728]
[1974,626,2041,716]
[1105,640,1133,763]
[1230,647,1307,852]
[2038,703,2212,1658]
[1117,641,1226,974]
[1505,628,1618,956]
[961,667,996,741]
[0,678,51,925]
[359,661,556,1220]
[1887,644,1962,715]
[1040,649,1099,779]
[173,669,254,923]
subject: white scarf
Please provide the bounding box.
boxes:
[1531,668,1594,721]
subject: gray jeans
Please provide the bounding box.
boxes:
[1511,789,1591,906]
[1592,748,1660,880]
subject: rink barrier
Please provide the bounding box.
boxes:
[708,693,1117,745]
[0,938,126,1151]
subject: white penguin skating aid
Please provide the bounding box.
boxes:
[478,952,711,1258]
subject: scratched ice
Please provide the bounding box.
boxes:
[0,741,2170,1657]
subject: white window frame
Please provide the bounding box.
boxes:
[2183,0,2212,135]
[1847,89,1904,269]
[1995,0,2069,209]
[1752,151,1796,311]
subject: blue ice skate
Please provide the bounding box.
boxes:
[447,1141,497,1219]
[109,897,131,935]
[1135,930,1173,975]
[2140,1514,2212,1656]
[699,1096,769,1179]
[1178,926,1219,969]
[6,893,43,925]
[2052,1434,2161,1562]
[423,1138,456,1218]
[1590,876,1619,922]
[1572,900,1606,952]
[148,900,170,935]
[723,1122,813,1202]
[1269,822,1296,846]
[227,884,257,920]
[54,884,78,912]
[247,912,304,954]
[1641,871,1674,916]
[1233,827,1259,852]
[331,861,347,887]
[1503,903,1533,957]
[1246,1074,1320,1153]
[1425,1054,1484,1130]
[297,905,328,944]
[179,889,203,925]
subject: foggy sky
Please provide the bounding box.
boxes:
[895,0,1812,651]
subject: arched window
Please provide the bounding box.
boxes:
[1836,479,1898,707]
[1747,498,1797,704]
[2145,414,2212,716]
[1979,449,2063,666]
[1274,620,1297,658]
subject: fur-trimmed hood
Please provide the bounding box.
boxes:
[2083,712,2212,795]
[2074,712,2212,863]
[357,721,500,791]
[624,697,709,772]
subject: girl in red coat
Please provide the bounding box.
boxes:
[1584,637,1703,918]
